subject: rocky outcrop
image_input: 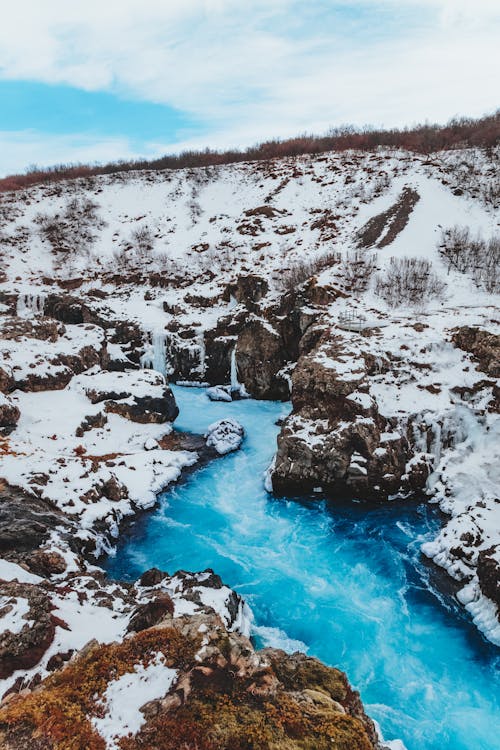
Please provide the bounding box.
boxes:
[72,369,179,424]
[0,582,56,681]
[452,326,500,378]
[224,273,269,310]
[477,548,500,613]
[357,187,420,248]
[0,318,108,392]
[0,368,13,395]
[43,294,97,325]
[0,484,72,559]
[272,333,426,500]
[0,567,380,750]
[236,317,290,399]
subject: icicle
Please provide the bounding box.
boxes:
[16,292,45,318]
[430,420,442,463]
[140,331,167,375]
[197,333,206,376]
[230,346,239,392]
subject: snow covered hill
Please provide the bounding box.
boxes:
[0,143,499,733]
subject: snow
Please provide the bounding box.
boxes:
[70,367,168,401]
[0,560,42,584]
[0,578,131,696]
[93,655,177,750]
[0,596,32,635]
[0,321,105,386]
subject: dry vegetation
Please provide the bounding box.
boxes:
[276,251,340,292]
[340,249,377,293]
[375,257,446,307]
[439,226,500,293]
[0,626,375,750]
[35,197,106,256]
[1,112,498,194]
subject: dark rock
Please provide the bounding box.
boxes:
[75,412,107,437]
[127,593,175,632]
[0,484,71,556]
[0,582,56,681]
[0,367,14,394]
[236,317,290,400]
[224,274,269,310]
[105,391,178,424]
[452,326,500,378]
[477,547,500,614]
[139,568,169,587]
[272,334,421,500]
[26,551,67,577]
[0,397,20,431]
[43,294,96,325]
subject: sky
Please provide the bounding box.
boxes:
[0,0,499,176]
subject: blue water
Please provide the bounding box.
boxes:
[105,386,500,750]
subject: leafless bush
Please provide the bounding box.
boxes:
[276,251,340,292]
[375,257,446,307]
[35,197,105,254]
[439,226,500,293]
[131,224,155,255]
[340,249,377,292]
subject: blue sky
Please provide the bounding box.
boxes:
[0,0,498,176]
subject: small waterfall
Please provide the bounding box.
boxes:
[17,292,45,318]
[141,331,167,375]
[230,346,239,392]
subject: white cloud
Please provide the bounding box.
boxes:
[0,131,145,176]
[0,1,498,173]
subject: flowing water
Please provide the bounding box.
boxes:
[105,386,500,750]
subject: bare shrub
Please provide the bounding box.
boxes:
[340,249,377,292]
[375,257,446,307]
[439,226,500,293]
[131,225,155,255]
[35,197,105,254]
[2,111,497,195]
[276,251,340,292]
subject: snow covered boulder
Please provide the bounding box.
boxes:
[207,385,232,402]
[0,393,20,431]
[70,368,179,424]
[205,418,244,455]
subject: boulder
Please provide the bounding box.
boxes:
[205,419,244,455]
[0,395,20,431]
[0,367,13,394]
[0,484,71,556]
[127,593,175,633]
